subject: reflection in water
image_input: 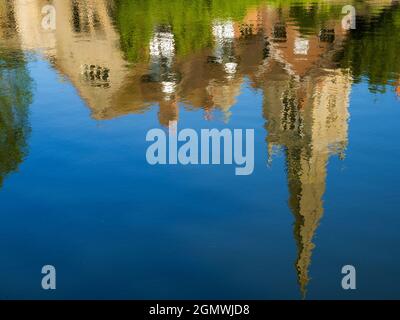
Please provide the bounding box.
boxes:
[1,0,399,298]
[255,6,351,294]
[0,1,33,189]
[337,2,400,92]
[261,64,351,296]
[0,1,16,40]
[0,49,32,189]
[146,25,180,126]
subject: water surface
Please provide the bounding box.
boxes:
[0,0,400,299]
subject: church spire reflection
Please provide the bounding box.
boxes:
[4,0,400,298]
[262,64,351,297]
[0,2,33,189]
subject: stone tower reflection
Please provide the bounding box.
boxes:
[0,2,33,189]
[263,64,351,297]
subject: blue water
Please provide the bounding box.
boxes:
[0,56,398,300]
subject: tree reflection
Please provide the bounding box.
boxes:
[3,0,400,298]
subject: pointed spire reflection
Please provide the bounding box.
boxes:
[0,3,33,189]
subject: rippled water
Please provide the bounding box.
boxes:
[0,0,399,299]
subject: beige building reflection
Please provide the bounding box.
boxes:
[0,0,22,45]
[12,0,135,120]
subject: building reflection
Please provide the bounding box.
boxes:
[241,5,351,297]
[5,0,397,298]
